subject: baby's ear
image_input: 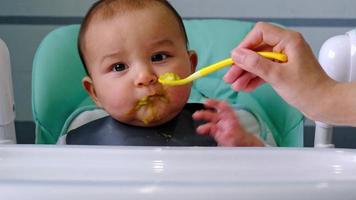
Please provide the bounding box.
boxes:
[82,76,102,107]
[188,50,198,72]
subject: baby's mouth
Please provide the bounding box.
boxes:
[128,93,170,125]
[135,94,169,109]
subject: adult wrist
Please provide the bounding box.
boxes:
[305,78,338,123]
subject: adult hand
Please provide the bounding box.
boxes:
[224,22,337,122]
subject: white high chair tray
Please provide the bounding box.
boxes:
[0,145,355,200]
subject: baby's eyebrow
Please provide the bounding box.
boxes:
[150,39,175,47]
[100,50,122,65]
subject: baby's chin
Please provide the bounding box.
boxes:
[132,106,181,127]
[111,101,183,127]
[134,116,174,127]
[115,109,179,127]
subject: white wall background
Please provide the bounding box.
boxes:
[0,0,355,123]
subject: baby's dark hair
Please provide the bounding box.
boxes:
[78,0,188,75]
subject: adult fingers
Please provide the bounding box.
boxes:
[223,64,244,84]
[231,48,278,81]
[238,22,286,49]
[230,71,256,91]
[243,77,265,92]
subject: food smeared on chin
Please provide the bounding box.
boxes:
[127,94,170,125]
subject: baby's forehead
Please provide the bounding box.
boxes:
[84,2,181,42]
[83,3,182,43]
[91,1,172,22]
[84,5,181,47]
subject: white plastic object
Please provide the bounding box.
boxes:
[0,145,356,200]
[314,121,334,148]
[319,29,356,82]
[316,28,356,148]
[0,38,16,144]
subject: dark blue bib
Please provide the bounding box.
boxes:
[66,103,217,146]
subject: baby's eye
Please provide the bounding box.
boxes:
[151,53,168,62]
[111,63,128,72]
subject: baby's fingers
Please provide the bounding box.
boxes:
[192,110,218,123]
[196,123,217,136]
[204,99,236,117]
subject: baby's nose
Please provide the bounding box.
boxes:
[134,70,157,87]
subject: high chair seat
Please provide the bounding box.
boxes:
[32,19,303,146]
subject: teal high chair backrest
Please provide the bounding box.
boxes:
[32,19,304,146]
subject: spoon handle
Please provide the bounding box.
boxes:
[198,58,233,77]
[158,51,288,86]
[197,51,287,77]
[257,51,288,62]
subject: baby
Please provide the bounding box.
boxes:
[61,0,270,146]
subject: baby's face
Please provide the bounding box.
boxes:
[83,5,196,126]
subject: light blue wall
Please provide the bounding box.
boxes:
[0,0,355,122]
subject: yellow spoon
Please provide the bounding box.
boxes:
[158,51,287,86]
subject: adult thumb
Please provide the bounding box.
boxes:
[231,48,275,80]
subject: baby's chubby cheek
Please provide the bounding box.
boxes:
[165,85,191,105]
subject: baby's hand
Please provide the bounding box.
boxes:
[192,99,264,147]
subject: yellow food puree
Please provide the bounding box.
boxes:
[127,95,169,124]
[159,72,181,81]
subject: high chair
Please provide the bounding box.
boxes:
[0,38,16,144]
[32,19,304,146]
